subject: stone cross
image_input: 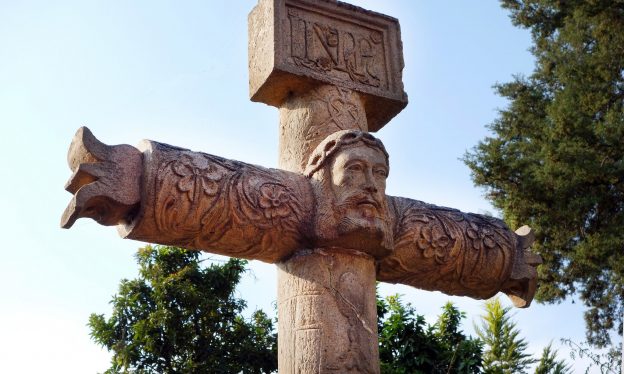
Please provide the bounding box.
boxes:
[61,1,541,372]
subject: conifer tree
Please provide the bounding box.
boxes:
[475,298,536,373]
[464,0,624,347]
[534,343,571,374]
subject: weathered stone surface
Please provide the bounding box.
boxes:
[378,197,541,307]
[118,139,314,263]
[278,248,378,374]
[61,127,142,229]
[278,85,367,172]
[505,226,542,307]
[249,0,407,131]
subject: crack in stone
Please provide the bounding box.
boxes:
[332,284,374,336]
[324,255,374,336]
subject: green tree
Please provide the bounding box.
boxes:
[92,246,581,373]
[88,245,277,374]
[463,0,624,347]
[475,298,536,373]
[534,342,571,374]
[378,295,483,374]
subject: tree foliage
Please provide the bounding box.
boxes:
[463,0,624,347]
[534,342,571,374]
[88,245,277,374]
[377,295,483,373]
[475,298,536,373]
[91,246,578,373]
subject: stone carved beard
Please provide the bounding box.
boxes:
[312,166,394,258]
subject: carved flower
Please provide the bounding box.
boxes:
[466,224,497,251]
[258,184,292,219]
[172,158,223,202]
[417,224,451,260]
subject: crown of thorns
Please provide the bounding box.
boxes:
[304,130,389,178]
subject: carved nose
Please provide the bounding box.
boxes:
[364,184,378,194]
[363,170,378,193]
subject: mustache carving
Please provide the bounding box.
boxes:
[310,168,394,256]
[331,192,394,251]
[339,192,382,214]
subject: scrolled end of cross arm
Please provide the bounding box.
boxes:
[503,225,543,308]
[60,127,142,229]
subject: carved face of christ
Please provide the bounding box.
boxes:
[329,145,388,225]
[312,142,393,258]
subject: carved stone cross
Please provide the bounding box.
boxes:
[61,1,541,372]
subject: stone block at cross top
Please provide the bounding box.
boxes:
[248,0,408,131]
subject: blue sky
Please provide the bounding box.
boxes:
[0,1,607,372]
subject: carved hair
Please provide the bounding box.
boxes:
[304,130,389,178]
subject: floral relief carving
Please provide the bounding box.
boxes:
[258,183,293,220]
[171,156,224,201]
[379,197,516,299]
[145,143,310,263]
[467,223,497,251]
[417,224,452,262]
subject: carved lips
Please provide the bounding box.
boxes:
[355,195,381,219]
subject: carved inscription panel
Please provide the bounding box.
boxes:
[286,5,387,89]
[248,0,407,130]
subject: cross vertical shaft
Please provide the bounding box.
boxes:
[250,1,407,369]
[276,84,382,371]
[278,249,378,373]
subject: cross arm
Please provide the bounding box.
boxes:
[378,196,542,307]
[61,127,314,263]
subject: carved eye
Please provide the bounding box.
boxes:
[347,163,363,172]
[374,168,388,178]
